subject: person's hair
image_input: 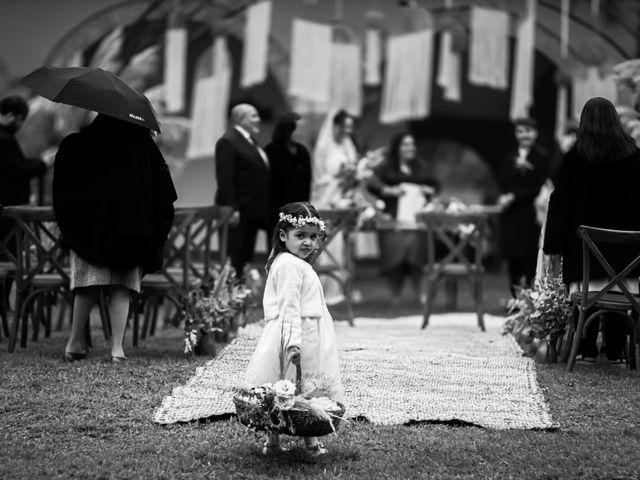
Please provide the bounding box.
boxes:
[266,202,324,273]
[513,117,537,131]
[387,131,415,172]
[271,111,301,144]
[0,95,29,118]
[332,109,351,127]
[575,97,638,164]
[230,103,256,126]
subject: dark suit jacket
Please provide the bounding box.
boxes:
[498,145,550,259]
[543,147,640,284]
[214,128,271,220]
[0,124,46,206]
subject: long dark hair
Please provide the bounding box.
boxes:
[271,111,301,144]
[575,97,638,164]
[265,202,324,273]
[387,131,415,172]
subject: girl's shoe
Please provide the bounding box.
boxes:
[262,443,288,456]
[306,443,328,457]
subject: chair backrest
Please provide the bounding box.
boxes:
[314,208,360,269]
[1,206,69,288]
[182,205,233,278]
[416,210,490,273]
[576,225,640,315]
[158,207,199,293]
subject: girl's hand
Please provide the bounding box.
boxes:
[287,346,301,365]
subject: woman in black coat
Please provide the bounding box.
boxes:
[265,112,312,220]
[543,97,640,362]
[53,114,177,363]
[368,132,440,304]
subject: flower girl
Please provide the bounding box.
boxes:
[244,202,344,457]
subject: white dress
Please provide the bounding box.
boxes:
[244,252,344,403]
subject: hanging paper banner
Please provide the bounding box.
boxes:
[468,6,509,89]
[510,0,537,119]
[555,0,570,142]
[364,29,382,86]
[164,22,187,113]
[288,19,332,104]
[241,1,272,88]
[186,37,231,159]
[380,30,434,124]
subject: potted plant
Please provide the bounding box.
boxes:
[504,277,572,364]
[181,262,253,356]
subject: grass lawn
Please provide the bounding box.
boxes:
[1,271,639,479]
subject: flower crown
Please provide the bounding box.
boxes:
[279,212,326,232]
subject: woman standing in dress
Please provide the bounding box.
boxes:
[53,114,177,363]
[368,132,440,304]
[310,110,359,305]
[265,111,312,215]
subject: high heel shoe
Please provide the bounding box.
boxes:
[63,352,87,363]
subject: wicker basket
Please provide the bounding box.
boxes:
[233,364,345,437]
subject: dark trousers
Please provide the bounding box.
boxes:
[579,307,628,360]
[226,215,273,279]
[507,256,537,297]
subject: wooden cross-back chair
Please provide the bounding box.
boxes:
[2,206,72,352]
[416,210,491,332]
[566,226,640,371]
[137,205,233,341]
[314,208,360,326]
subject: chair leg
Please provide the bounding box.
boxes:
[131,295,139,347]
[567,307,587,372]
[421,276,437,329]
[98,289,112,340]
[474,277,485,332]
[44,291,53,338]
[8,291,23,352]
[444,279,458,312]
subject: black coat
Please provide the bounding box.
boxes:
[0,124,46,206]
[543,147,640,284]
[265,140,311,210]
[52,115,177,275]
[498,145,550,259]
[214,128,271,221]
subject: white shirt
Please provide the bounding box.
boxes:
[234,125,269,168]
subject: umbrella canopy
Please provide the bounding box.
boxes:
[21,66,161,133]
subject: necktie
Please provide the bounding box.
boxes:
[250,135,269,169]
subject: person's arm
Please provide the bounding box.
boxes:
[0,135,46,179]
[274,259,303,354]
[542,155,571,255]
[214,137,238,210]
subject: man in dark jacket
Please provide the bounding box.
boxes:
[214,103,272,278]
[0,95,47,258]
[497,117,550,296]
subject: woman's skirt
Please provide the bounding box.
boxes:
[70,251,142,292]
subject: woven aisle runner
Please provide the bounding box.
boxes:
[153,314,554,429]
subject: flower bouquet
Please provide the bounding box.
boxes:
[504,272,571,363]
[181,261,253,355]
[233,368,346,438]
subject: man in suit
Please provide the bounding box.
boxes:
[497,117,550,296]
[0,95,47,258]
[215,103,272,278]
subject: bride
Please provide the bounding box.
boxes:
[311,109,359,305]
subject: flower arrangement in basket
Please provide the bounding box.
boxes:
[233,365,346,437]
[181,261,253,355]
[504,259,571,363]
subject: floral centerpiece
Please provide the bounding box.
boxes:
[181,262,253,355]
[233,373,345,437]
[503,270,572,363]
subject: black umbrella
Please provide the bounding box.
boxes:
[21,66,161,133]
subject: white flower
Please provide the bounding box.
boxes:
[274,395,296,410]
[272,380,296,397]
